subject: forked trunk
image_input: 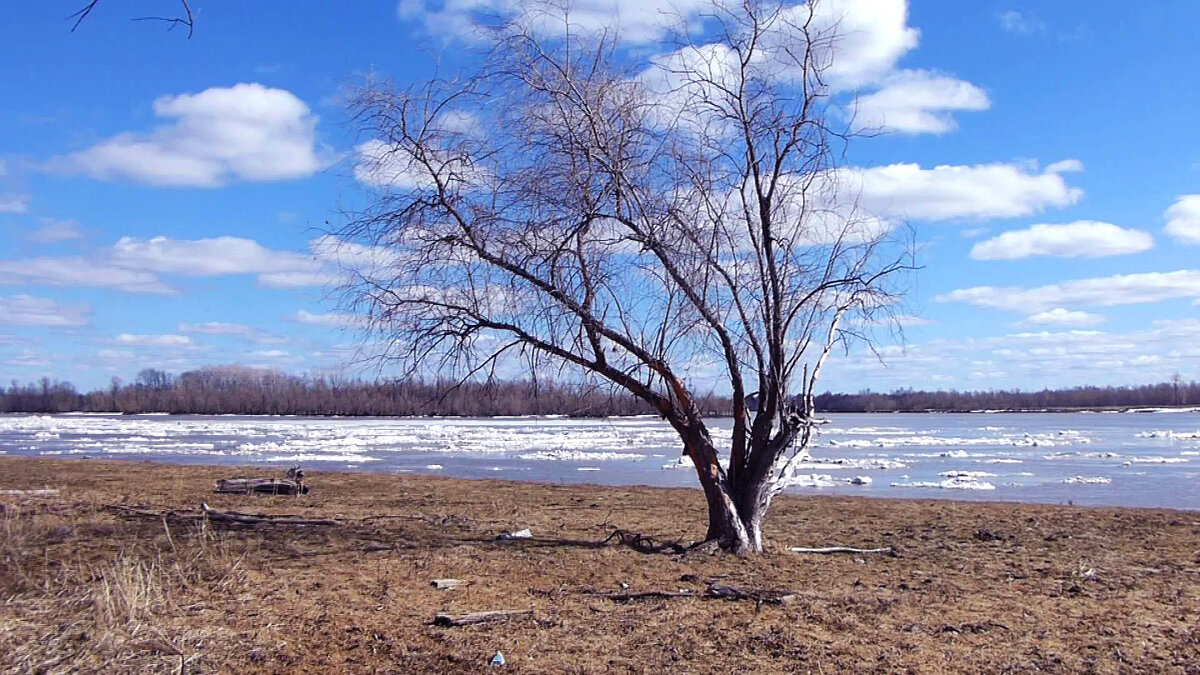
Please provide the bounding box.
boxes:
[683,425,777,554]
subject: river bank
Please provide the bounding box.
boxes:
[2,458,1198,672]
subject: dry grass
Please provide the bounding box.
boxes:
[1,457,1198,673]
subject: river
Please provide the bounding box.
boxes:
[1,411,1197,509]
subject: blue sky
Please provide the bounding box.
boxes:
[1,0,1198,393]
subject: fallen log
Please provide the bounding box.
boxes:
[584,588,695,602]
[214,478,308,496]
[103,503,341,527]
[431,610,533,627]
[789,545,896,556]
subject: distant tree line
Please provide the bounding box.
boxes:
[1,366,1195,416]
[814,378,1198,412]
[0,366,721,417]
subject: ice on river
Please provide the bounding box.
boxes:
[0,411,1197,509]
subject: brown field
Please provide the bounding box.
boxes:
[1,457,1198,673]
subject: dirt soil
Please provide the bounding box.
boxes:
[1,458,1198,673]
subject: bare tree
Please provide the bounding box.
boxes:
[340,0,912,553]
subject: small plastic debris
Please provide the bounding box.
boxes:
[431,579,465,590]
[489,651,506,667]
[497,528,532,540]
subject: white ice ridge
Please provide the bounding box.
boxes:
[518,450,646,462]
[1136,430,1200,439]
[1062,476,1111,484]
[891,474,997,490]
[825,429,1091,449]
[779,473,873,488]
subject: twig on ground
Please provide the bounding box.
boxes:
[103,504,342,527]
[431,610,534,627]
[789,545,896,556]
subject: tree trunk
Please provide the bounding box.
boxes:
[681,435,764,553]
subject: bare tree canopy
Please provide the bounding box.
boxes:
[340,0,913,553]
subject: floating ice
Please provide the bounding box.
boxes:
[518,450,645,462]
[891,475,996,490]
[1062,476,1111,485]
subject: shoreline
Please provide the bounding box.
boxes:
[2,457,1198,672]
[4,454,1198,514]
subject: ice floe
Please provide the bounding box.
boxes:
[1062,476,1111,485]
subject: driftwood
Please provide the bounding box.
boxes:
[585,588,695,601]
[214,478,308,496]
[104,503,341,527]
[0,489,59,497]
[584,583,800,606]
[431,610,533,627]
[789,545,896,556]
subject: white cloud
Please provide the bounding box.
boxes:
[937,270,1200,313]
[971,221,1154,260]
[0,195,29,213]
[4,350,51,368]
[29,218,85,244]
[0,294,89,327]
[257,271,342,288]
[1019,308,1105,328]
[998,10,1046,36]
[398,0,711,44]
[853,70,989,134]
[353,139,488,191]
[0,235,334,294]
[179,321,287,344]
[114,333,193,347]
[111,236,319,276]
[841,160,1083,222]
[179,322,253,336]
[805,0,921,88]
[52,84,326,187]
[250,349,290,359]
[290,310,363,328]
[1164,195,1200,244]
[0,257,173,294]
[400,0,982,135]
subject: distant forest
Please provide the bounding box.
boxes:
[1,366,1196,416]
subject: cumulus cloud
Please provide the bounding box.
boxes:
[179,322,287,344]
[398,0,711,44]
[854,70,990,134]
[937,270,1200,313]
[0,257,173,293]
[111,236,319,276]
[396,0,984,135]
[1164,195,1200,244]
[1019,308,1105,328]
[0,294,90,327]
[51,84,327,187]
[114,333,193,347]
[0,195,28,213]
[840,160,1083,222]
[0,235,335,294]
[970,221,1154,260]
[29,218,86,244]
[289,310,363,328]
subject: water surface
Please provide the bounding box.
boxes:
[1,412,1197,509]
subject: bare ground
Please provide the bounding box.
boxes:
[1,457,1198,673]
